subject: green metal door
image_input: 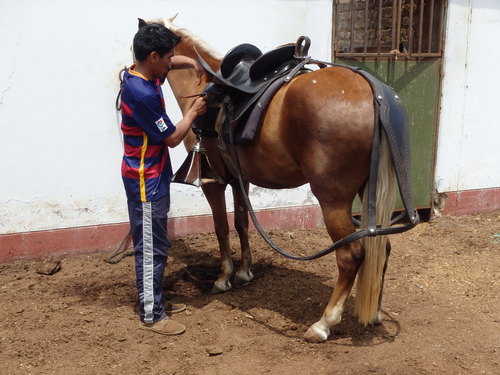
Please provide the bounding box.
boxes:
[334,0,446,210]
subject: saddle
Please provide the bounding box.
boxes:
[195,37,312,144]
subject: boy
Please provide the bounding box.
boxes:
[120,21,206,335]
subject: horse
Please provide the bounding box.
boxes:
[162,17,401,343]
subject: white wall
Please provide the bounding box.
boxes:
[0,0,332,234]
[435,0,500,193]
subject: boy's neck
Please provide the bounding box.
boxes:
[132,62,153,80]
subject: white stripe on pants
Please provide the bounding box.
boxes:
[142,201,154,323]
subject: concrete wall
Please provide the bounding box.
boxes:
[435,0,500,193]
[1,0,499,240]
[0,0,333,235]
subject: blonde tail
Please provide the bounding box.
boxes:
[354,134,397,325]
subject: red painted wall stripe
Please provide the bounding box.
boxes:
[2,187,498,262]
[0,205,325,262]
[441,187,500,216]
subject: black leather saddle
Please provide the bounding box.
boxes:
[195,37,312,144]
[197,43,297,94]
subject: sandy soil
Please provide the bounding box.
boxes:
[1,211,499,375]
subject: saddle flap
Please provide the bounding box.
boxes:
[195,46,261,94]
[355,69,417,223]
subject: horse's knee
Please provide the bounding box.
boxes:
[234,205,248,232]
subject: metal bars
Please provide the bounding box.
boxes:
[334,0,446,59]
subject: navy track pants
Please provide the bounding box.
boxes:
[127,194,170,323]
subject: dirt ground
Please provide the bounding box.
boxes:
[0,211,499,375]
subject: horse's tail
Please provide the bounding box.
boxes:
[354,132,397,326]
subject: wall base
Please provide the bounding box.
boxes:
[0,205,324,262]
[3,187,498,262]
[441,187,500,216]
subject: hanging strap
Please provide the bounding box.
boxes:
[115,66,127,111]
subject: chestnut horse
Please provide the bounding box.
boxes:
[164,19,398,343]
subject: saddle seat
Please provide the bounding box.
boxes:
[198,43,297,94]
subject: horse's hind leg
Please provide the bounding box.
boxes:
[304,204,364,343]
[202,183,233,293]
[230,181,253,284]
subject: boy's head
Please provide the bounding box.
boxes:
[133,21,181,79]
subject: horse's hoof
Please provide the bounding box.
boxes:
[234,269,254,284]
[373,311,383,325]
[303,323,330,343]
[212,279,231,294]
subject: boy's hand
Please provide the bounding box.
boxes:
[190,96,207,117]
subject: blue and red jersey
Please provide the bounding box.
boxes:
[120,66,176,202]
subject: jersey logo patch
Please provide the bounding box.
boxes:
[155,117,168,132]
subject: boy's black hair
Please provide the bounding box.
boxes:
[133,23,181,62]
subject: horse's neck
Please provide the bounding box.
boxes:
[167,35,221,115]
[166,29,222,149]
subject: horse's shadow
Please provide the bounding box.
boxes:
[164,238,401,346]
[51,235,400,346]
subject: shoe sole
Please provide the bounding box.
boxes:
[165,305,187,314]
[138,323,186,335]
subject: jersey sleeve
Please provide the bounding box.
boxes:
[132,94,176,143]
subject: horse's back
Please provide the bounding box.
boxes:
[285,66,374,132]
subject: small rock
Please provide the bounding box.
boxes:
[36,259,62,275]
[206,346,223,356]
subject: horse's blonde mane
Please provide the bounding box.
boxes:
[164,19,223,60]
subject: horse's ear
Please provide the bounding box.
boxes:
[167,13,178,23]
[138,18,147,29]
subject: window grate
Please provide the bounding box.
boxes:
[334,0,446,58]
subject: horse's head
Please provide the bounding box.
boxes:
[134,15,220,67]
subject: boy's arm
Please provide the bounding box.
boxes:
[170,55,203,85]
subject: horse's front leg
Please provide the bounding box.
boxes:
[202,183,233,293]
[230,181,253,285]
[304,204,364,343]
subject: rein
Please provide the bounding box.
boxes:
[115,66,127,111]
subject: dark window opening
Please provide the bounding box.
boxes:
[334,0,446,58]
